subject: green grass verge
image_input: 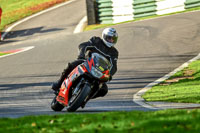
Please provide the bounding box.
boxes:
[143,60,200,103]
[0,0,68,31]
[0,52,9,56]
[1,109,200,133]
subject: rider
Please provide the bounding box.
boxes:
[52,27,119,98]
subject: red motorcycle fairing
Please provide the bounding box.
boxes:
[87,58,94,71]
[101,69,110,81]
[56,65,87,106]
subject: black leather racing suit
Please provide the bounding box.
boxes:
[78,36,118,76]
[56,36,119,98]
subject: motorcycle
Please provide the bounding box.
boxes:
[51,52,111,112]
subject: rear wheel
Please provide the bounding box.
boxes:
[51,96,65,111]
[67,82,91,112]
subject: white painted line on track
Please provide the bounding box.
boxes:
[1,0,77,41]
[133,53,200,109]
[0,46,35,59]
[73,16,87,34]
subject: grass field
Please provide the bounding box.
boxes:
[1,109,200,133]
[0,0,68,30]
[143,60,200,103]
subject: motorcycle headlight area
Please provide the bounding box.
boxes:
[91,66,103,78]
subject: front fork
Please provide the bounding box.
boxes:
[79,80,103,108]
[90,82,103,99]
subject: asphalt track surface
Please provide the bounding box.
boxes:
[1,0,200,117]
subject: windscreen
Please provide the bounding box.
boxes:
[92,53,111,71]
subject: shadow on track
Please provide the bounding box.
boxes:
[1,26,64,44]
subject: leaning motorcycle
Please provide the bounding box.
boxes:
[51,52,111,112]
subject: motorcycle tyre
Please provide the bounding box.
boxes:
[67,83,91,112]
[51,96,65,111]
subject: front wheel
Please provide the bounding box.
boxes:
[51,96,65,111]
[67,82,91,112]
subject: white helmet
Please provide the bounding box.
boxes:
[102,28,118,48]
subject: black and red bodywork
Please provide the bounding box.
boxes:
[55,53,111,110]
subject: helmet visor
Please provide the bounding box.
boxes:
[104,35,118,44]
